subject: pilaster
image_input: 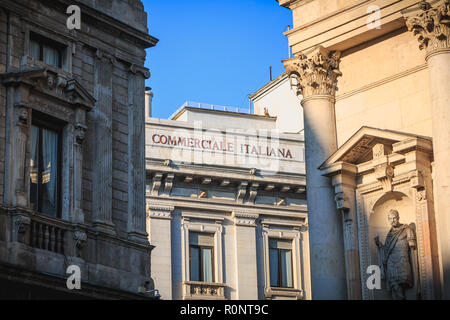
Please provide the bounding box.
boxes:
[92,49,115,234]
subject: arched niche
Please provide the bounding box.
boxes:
[369,191,417,299]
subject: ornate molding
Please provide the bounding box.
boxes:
[374,163,395,193]
[14,215,31,242]
[95,49,116,64]
[334,192,350,211]
[147,205,174,220]
[74,123,88,145]
[73,231,87,258]
[129,63,151,79]
[151,173,163,196]
[236,181,248,203]
[16,105,29,125]
[405,1,450,57]
[282,46,342,98]
[248,183,259,203]
[164,173,175,195]
[232,211,259,227]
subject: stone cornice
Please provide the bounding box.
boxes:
[283,46,342,98]
[404,0,450,57]
[1,0,158,49]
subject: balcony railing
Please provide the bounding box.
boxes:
[30,219,66,254]
[10,208,80,257]
[183,281,226,300]
[169,101,252,119]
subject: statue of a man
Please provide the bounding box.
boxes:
[374,210,419,300]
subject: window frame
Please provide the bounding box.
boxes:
[269,239,294,289]
[189,232,215,283]
[29,32,66,69]
[30,110,64,219]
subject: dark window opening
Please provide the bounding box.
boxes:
[29,111,63,218]
[269,238,293,288]
[29,32,67,69]
[189,232,214,283]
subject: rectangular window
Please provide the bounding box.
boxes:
[29,32,67,69]
[29,112,63,218]
[269,239,293,288]
[189,232,214,283]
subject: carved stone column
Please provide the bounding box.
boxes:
[322,162,362,300]
[283,46,347,299]
[404,0,450,298]
[92,50,115,234]
[127,64,151,243]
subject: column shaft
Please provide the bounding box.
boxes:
[302,96,347,299]
[427,50,450,298]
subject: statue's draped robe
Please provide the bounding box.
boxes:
[381,224,415,289]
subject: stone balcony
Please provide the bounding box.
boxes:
[182,281,227,300]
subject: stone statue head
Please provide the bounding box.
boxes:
[388,209,400,227]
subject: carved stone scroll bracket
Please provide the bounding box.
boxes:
[236,181,248,204]
[282,46,342,98]
[375,163,395,193]
[95,49,117,65]
[163,173,175,195]
[151,173,163,196]
[13,215,31,243]
[129,63,151,79]
[410,170,426,189]
[335,192,350,211]
[248,183,259,203]
[73,231,87,258]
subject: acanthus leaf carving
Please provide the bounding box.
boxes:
[283,46,342,98]
[405,1,450,55]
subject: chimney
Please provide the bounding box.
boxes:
[145,87,153,121]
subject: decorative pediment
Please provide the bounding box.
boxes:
[1,68,95,111]
[320,127,433,169]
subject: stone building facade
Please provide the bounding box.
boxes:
[279,0,450,299]
[146,103,311,300]
[0,0,158,298]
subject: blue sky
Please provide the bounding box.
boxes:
[142,0,292,119]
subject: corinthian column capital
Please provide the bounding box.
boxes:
[282,46,342,99]
[404,0,450,57]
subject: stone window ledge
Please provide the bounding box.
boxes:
[265,287,303,300]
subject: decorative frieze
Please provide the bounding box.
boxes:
[282,46,342,98]
[405,1,450,57]
[232,211,259,227]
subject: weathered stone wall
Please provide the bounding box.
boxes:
[0,8,6,204]
[335,28,432,146]
[0,0,157,298]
